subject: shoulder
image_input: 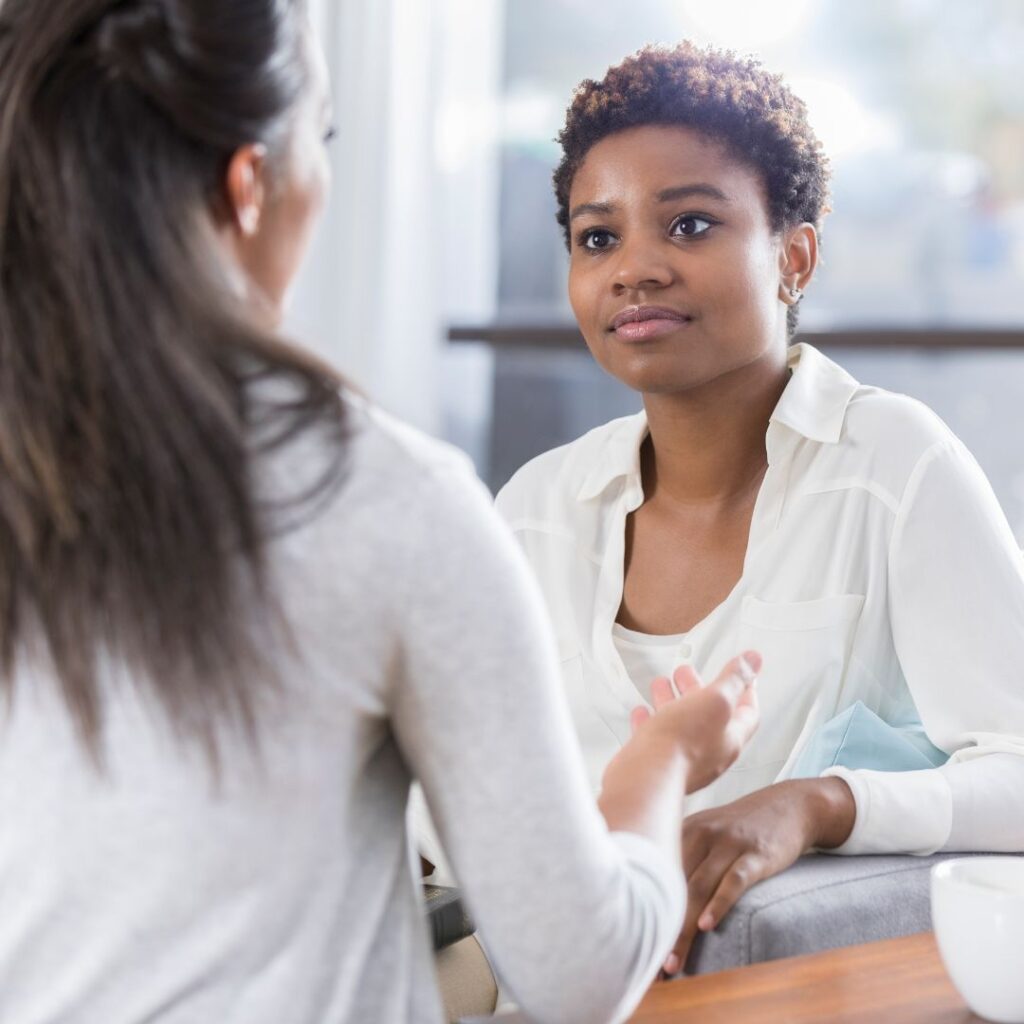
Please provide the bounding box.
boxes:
[350,397,473,476]
[495,412,644,522]
[800,377,969,516]
[273,393,494,555]
[778,345,971,513]
[787,343,958,469]
[840,385,964,497]
[345,396,484,504]
[844,385,956,457]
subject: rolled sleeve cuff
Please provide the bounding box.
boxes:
[820,766,953,855]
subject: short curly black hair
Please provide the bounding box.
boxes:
[554,43,831,336]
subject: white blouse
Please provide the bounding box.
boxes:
[495,343,1024,856]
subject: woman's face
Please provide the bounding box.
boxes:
[225,28,333,322]
[567,124,805,395]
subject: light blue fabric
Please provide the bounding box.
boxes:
[790,701,949,778]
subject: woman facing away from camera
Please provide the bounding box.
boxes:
[0,5,763,1024]
[495,43,1024,974]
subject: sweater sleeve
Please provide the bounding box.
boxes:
[824,439,1024,855]
[388,453,684,1024]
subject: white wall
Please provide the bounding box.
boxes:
[287,0,504,443]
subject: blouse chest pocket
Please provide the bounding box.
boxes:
[734,593,865,772]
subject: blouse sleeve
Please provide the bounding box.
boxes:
[825,438,1024,855]
[388,453,684,1024]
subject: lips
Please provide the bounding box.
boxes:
[611,305,691,330]
[610,305,693,341]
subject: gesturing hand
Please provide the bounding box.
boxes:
[598,652,762,880]
[628,652,761,795]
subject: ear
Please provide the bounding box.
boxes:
[777,223,818,305]
[223,143,269,238]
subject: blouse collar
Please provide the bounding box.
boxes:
[575,343,861,502]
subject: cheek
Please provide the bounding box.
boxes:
[244,178,326,315]
[567,266,584,321]
[289,143,330,228]
[569,262,624,374]
[308,147,331,215]
[567,260,599,327]
[714,245,779,326]
[277,149,329,258]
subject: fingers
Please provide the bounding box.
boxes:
[740,650,763,677]
[672,664,701,697]
[629,706,651,734]
[710,650,761,706]
[665,852,720,974]
[728,684,760,746]
[667,850,766,976]
[664,902,700,975]
[698,853,767,932]
[737,676,759,711]
[649,675,675,710]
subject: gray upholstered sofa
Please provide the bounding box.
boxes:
[685,851,990,974]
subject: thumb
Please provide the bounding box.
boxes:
[711,651,761,706]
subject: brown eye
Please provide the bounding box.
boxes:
[582,228,617,250]
[672,215,714,237]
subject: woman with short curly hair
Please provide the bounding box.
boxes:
[552,43,830,338]
[498,41,1024,975]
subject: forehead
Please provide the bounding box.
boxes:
[570,124,768,212]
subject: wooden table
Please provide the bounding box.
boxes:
[629,932,987,1023]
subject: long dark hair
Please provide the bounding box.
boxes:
[0,0,346,760]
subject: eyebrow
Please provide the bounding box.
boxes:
[569,183,731,222]
[656,183,731,204]
[568,201,615,222]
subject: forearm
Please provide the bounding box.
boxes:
[598,734,689,860]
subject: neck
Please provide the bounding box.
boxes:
[640,347,790,506]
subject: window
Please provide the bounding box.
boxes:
[496,0,1024,328]
[446,0,1024,538]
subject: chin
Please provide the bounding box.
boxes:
[609,343,781,397]
[596,350,716,396]
[628,375,712,397]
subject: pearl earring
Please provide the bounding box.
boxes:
[241,207,260,235]
[789,286,803,301]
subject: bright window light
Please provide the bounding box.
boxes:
[789,77,900,159]
[679,0,815,49]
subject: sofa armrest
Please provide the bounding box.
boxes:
[686,852,1009,975]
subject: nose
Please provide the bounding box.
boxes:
[611,235,673,294]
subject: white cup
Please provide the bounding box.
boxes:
[931,857,1024,1023]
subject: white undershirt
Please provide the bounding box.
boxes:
[611,623,691,703]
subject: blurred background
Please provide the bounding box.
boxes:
[291,0,1024,538]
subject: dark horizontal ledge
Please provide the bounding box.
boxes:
[448,324,1024,351]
